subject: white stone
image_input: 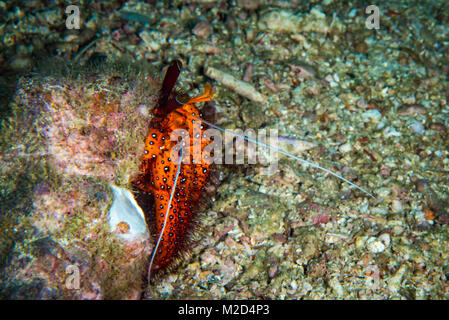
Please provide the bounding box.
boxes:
[378,233,391,248]
[339,142,352,153]
[367,238,385,253]
[383,126,402,138]
[362,109,382,122]
[387,264,407,294]
[391,199,403,212]
[329,277,345,297]
[139,30,165,52]
[410,121,425,135]
[310,8,326,19]
[366,234,390,253]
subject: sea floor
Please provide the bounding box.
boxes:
[1,0,449,299]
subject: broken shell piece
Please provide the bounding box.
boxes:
[397,104,427,116]
[289,61,318,79]
[192,21,211,39]
[278,136,316,156]
[108,185,149,241]
[366,233,390,253]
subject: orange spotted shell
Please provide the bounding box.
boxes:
[133,63,215,276]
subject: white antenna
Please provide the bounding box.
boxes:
[194,115,375,199]
[147,147,184,283]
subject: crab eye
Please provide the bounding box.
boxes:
[175,92,190,104]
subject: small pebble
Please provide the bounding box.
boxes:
[383,126,402,138]
[398,104,427,116]
[290,62,318,79]
[379,166,392,177]
[378,233,391,248]
[367,234,390,253]
[391,200,403,212]
[387,264,408,294]
[329,277,345,297]
[192,21,211,39]
[356,98,369,108]
[355,41,368,53]
[139,31,162,52]
[339,142,352,153]
[410,121,425,135]
[362,109,382,122]
[430,122,446,131]
[415,179,429,193]
[268,263,279,279]
[348,8,357,17]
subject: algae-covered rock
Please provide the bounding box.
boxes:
[0,61,157,299]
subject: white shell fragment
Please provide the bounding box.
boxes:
[139,30,165,52]
[278,136,316,156]
[362,109,382,122]
[108,185,149,241]
[366,233,391,253]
